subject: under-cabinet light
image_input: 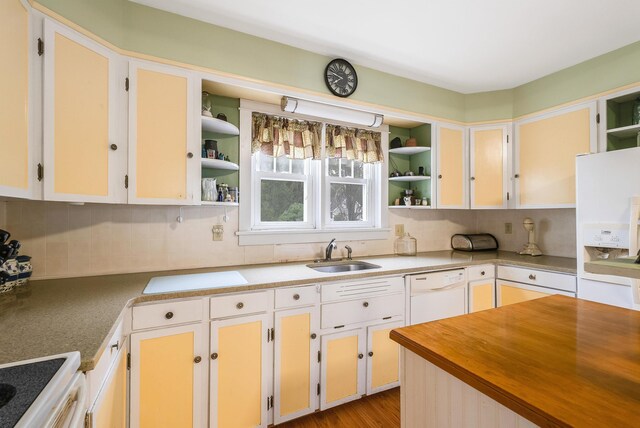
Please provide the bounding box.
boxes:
[281,96,384,128]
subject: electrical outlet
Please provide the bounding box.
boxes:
[505,222,513,234]
[212,224,224,241]
[395,224,405,237]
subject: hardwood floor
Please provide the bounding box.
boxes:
[276,388,400,428]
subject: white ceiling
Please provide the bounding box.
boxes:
[131,0,640,93]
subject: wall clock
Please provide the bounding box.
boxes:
[324,58,358,97]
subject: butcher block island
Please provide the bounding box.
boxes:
[390,295,640,428]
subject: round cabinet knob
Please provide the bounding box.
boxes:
[110,144,118,151]
[480,271,486,276]
[358,353,364,359]
[187,152,194,159]
[293,294,300,301]
[470,177,475,181]
[211,353,218,360]
[515,174,520,178]
[368,351,374,357]
[165,311,174,319]
[236,302,244,309]
[310,333,317,339]
[438,174,443,179]
[363,302,369,308]
[194,356,202,363]
[529,274,537,280]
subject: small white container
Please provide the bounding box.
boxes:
[395,233,417,256]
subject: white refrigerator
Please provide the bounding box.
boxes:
[576,147,640,309]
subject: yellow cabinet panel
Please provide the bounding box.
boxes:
[322,329,365,409]
[90,346,128,428]
[470,280,495,313]
[369,324,400,392]
[438,125,466,208]
[134,67,188,201]
[279,313,311,417]
[212,315,266,428]
[53,33,110,196]
[498,282,550,307]
[0,0,29,192]
[471,127,505,208]
[517,105,594,207]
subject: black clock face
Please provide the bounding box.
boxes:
[325,59,358,97]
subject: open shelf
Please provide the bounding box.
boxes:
[388,205,432,209]
[201,116,240,137]
[201,158,239,171]
[607,123,640,139]
[201,201,239,207]
[389,176,431,182]
[389,146,431,155]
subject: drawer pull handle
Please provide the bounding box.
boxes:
[310,333,317,339]
[358,353,364,359]
[194,356,202,364]
[293,294,300,300]
[480,271,486,276]
[236,302,244,309]
[368,351,374,357]
[110,341,119,351]
[363,302,369,308]
[165,312,174,319]
[211,353,218,360]
[529,274,537,280]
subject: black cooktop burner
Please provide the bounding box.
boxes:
[0,358,65,427]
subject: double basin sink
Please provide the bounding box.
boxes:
[306,260,381,273]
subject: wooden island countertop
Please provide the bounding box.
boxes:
[390,295,640,427]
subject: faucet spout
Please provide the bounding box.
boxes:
[325,238,337,261]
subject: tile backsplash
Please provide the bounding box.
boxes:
[0,201,575,280]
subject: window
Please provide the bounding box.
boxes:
[325,158,373,227]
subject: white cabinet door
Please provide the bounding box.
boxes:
[86,342,128,428]
[42,19,127,203]
[469,279,496,313]
[320,328,366,410]
[366,321,402,395]
[128,60,200,205]
[274,306,320,424]
[436,123,468,209]
[469,124,510,209]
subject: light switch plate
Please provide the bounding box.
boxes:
[395,224,405,237]
[212,224,224,241]
[505,222,512,234]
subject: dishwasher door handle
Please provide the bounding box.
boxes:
[414,283,465,293]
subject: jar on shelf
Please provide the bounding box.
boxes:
[395,233,417,256]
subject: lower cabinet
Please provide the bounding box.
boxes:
[210,313,269,428]
[496,280,573,307]
[469,279,496,312]
[273,306,320,424]
[86,343,128,428]
[320,329,366,410]
[366,321,402,394]
[130,323,206,428]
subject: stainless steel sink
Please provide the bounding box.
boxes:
[306,260,381,273]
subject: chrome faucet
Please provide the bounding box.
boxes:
[325,238,337,261]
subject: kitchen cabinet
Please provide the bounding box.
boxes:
[469,124,510,209]
[320,328,366,410]
[130,323,206,428]
[436,123,468,209]
[496,266,576,307]
[0,0,39,199]
[514,101,597,208]
[468,264,496,313]
[42,19,127,203]
[273,305,320,424]
[598,86,640,152]
[128,60,200,204]
[86,342,128,428]
[210,313,269,428]
[366,321,402,394]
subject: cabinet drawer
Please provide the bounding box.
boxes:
[497,266,576,292]
[321,293,404,329]
[210,291,269,319]
[275,285,318,309]
[467,264,495,281]
[132,299,203,330]
[321,276,404,302]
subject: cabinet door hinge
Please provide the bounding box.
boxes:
[506,134,509,143]
[507,192,510,201]
[270,328,275,342]
[37,163,43,182]
[127,352,131,370]
[317,383,320,396]
[124,174,129,189]
[317,350,321,363]
[85,412,92,428]
[596,113,600,124]
[37,38,44,56]
[125,77,129,92]
[267,395,274,410]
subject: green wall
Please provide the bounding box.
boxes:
[37,0,640,123]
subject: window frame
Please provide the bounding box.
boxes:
[323,158,376,229]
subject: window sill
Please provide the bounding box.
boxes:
[236,228,391,246]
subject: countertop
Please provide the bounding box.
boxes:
[390,295,640,427]
[0,250,576,371]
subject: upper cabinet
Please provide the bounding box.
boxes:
[42,19,127,203]
[469,124,510,209]
[435,123,468,209]
[598,87,640,152]
[514,101,597,208]
[127,61,200,204]
[0,0,39,199]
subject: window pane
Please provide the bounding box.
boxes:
[328,158,340,177]
[258,153,274,172]
[340,159,352,178]
[354,161,364,179]
[276,156,290,173]
[291,158,305,175]
[261,180,305,222]
[330,183,365,222]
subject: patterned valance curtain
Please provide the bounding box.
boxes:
[325,125,384,164]
[251,113,322,159]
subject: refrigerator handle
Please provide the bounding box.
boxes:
[629,196,640,256]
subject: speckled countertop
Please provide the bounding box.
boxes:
[0,250,576,371]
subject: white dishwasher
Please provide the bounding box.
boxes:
[409,269,467,325]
